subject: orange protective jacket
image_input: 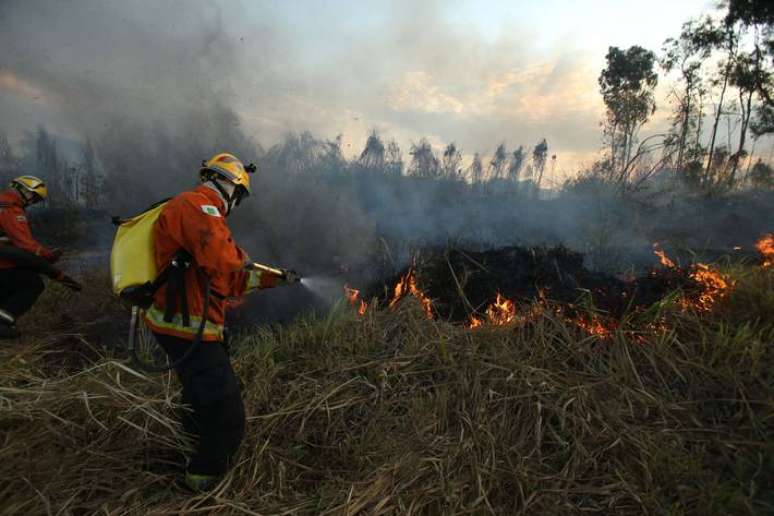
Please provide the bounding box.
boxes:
[0,189,56,269]
[142,185,282,342]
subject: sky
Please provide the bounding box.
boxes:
[0,0,742,180]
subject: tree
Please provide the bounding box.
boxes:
[264,131,334,175]
[726,0,774,137]
[661,21,711,173]
[466,153,483,184]
[598,46,659,171]
[34,127,65,205]
[0,132,18,185]
[441,143,462,179]
[408,139,440,178]
[728,46,763,182]
[705,23,740,182]
[532,139,548,192]
[488,143,508,180]
[385,139,403,176]
[321,134,346,176]
[80,139,102,207]
[359,131,385,170]
[507,146,525,182]
[748,158,774,189]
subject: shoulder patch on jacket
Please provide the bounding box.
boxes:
[201,205,221,217]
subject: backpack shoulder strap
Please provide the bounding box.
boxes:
[112,197,171,226]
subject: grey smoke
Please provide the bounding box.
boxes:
[0,2,771,325]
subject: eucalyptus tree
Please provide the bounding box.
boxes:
[598,46,659,171]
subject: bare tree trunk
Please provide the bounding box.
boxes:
[705,69,729,184]
[694,90,704,148]
[623,128,630,171]
[677,86,691,172]
[730,88,754,185]
[744,137,757,180]
[609,121,618,174]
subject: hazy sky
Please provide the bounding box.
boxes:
[0,0,731,179]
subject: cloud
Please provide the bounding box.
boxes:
[511,61,603,122]
[485,64,554,98]
[0,70,58,107]
[388,71,465,114]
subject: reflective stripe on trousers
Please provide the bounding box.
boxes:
[143,305,224,341]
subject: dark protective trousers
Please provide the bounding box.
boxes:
[0,269,45,319]
[154,332,246,476]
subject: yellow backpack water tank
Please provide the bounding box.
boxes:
[110,201,167,295]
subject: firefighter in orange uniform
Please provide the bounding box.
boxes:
[0,176,63,338]
[142,153,297,491]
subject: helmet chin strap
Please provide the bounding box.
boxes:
[13,186,34,207]
[206,178,237,216]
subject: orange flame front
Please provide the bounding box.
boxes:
[485,293,516,325]
[651,245,732,311]
[468,315,483,329]
[756,233,774,267]
[389,270,434,319]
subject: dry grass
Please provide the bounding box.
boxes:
[1,266,773,514]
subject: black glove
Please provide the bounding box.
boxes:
[282,269,301,284]
[49,248,64,263]
[240,248,252,268]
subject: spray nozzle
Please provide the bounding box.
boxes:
[248,262,302,284]
[282,269,302,284]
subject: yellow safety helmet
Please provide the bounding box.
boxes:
[199,153,255,195]
[199,153,256,215]
[11,175,48,203]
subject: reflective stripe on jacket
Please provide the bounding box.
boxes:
[142,185,281,342]
[0,189,56,269]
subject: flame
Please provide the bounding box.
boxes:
[485,293,517,325]
[573,316,613,338]
[651,243,733,312]
[756,233,774,267]
[344,284,368,316]
[653,243,676,269]
[389,275,409,309]
[344,285,360,305]
[389,270,434,319]
[688,263,732,311]
[468,316,483,329]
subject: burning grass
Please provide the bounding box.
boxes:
[349,243,741,340]
[1,263,773,514]
[757,233,774,268]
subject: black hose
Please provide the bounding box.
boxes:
[131,274,210,373]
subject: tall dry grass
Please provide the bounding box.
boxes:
[0,265,772,514]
